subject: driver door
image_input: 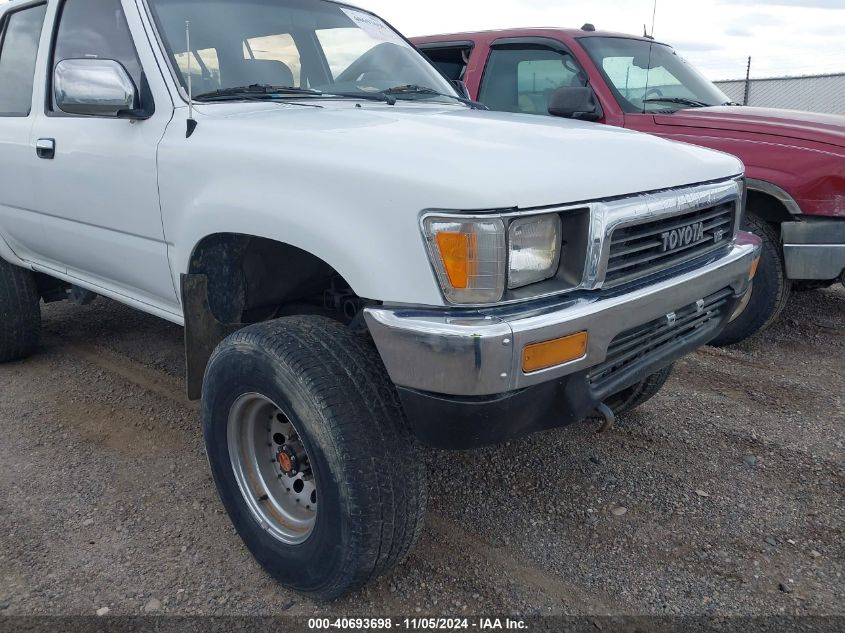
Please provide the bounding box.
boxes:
[29,0,178,312]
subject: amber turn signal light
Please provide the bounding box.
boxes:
[523,331,589,373]
[748,255,761,281]
[435,231,477,289]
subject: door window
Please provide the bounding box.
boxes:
[0,4,48,116]
[479,46,585,115]
[50,0,147,111]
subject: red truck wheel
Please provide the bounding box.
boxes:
[710,214,791,346]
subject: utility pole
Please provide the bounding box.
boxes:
[743,56,752,106]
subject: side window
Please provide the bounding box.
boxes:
[0,4,48,116]
[51,0,146,111]
[244,34,302,87]
[420,46,472,81]
[479,46,585,115]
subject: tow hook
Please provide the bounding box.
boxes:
[594,402,616,434]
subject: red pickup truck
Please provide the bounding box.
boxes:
[413,27,845,345]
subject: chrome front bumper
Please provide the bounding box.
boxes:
[365,234,762,397]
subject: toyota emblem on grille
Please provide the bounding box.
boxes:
[660,221,705,253]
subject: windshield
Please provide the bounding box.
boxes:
[579,37,731,113]
[147,0,457,102]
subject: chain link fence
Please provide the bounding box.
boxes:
[715,73,845,115]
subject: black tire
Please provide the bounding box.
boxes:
[602,364,673,418]
[710,213,791,347]
[0,258,41,362]
[202,316,426,601]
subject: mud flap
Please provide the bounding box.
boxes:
[181,273,242,400]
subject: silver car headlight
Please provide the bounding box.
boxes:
[507,214,562,289]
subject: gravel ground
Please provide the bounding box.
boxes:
[0,286,842,617]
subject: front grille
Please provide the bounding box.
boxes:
[605,203,736,287]
[589,288,734,386]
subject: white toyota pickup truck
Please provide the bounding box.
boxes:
[0,0,761,599]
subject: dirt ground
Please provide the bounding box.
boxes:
[0,286,842,618]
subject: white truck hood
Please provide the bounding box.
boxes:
[191,101,743,211]
[161,101,745,306]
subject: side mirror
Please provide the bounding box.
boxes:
[451,79,470,100]
[54,59,140,117]
[547,86,603,122]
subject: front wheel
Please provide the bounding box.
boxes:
[202,316,427,601]
[710,214,790,346]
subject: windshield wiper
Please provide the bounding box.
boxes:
[194,84,324,101]
[641,97,711,108]
[381,85,487,110]
[322,92,399,105]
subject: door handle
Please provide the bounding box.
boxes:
[36,138,55,159]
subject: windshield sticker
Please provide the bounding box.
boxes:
[341,8,406,46]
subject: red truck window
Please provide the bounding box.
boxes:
[479,46,585,115]
[422,45,472,81]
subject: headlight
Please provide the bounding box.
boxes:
[508,214,562,289]
[423,212,567,305]
[423,217,506,304]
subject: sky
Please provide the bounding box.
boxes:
[352,0,845,80]
[2,0,842,81]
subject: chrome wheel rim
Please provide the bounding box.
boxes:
[729,280,754,323]
[227,393,317,545]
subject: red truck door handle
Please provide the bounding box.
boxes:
[36,138,55,159]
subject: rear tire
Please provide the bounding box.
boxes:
[0,258,41,362]
[202,316,426,601]
[710,213,790,346]
[603,364,673,418]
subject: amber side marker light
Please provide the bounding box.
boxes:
[523,331,589,373]
[749,255,761,281]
